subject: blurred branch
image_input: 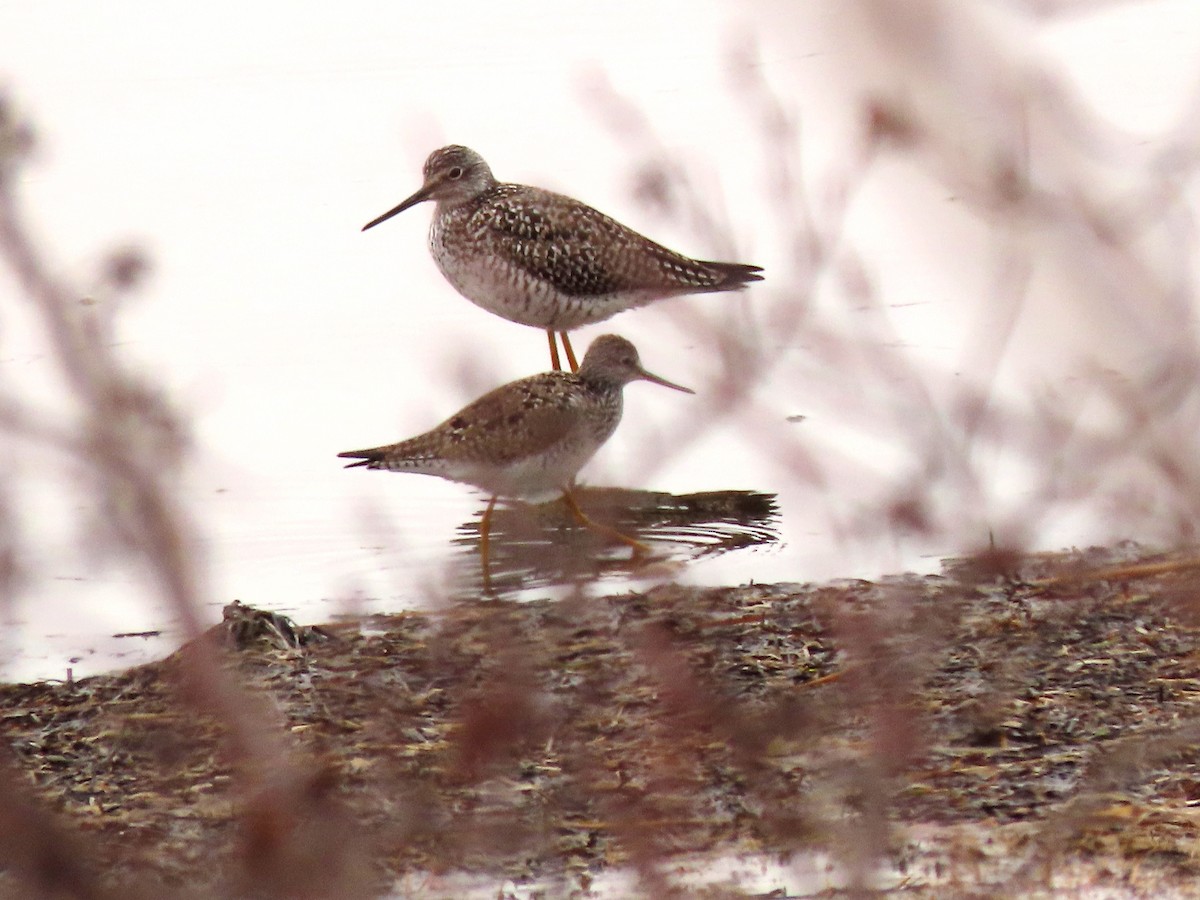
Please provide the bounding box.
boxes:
[0,92,332,898]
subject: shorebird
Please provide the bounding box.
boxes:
[338,334,693,580]
[362,145,762,372]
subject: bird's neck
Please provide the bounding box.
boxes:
[436,181,501,214]
[578,375,627,397]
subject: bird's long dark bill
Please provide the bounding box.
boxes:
[362,185,431,231]
[639,367,694,394]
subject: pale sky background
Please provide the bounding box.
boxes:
[2,0,1200,680]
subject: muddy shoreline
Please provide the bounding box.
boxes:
[3,545,1200,897]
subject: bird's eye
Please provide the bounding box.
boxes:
[448,166,464,180]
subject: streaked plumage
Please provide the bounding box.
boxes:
[338,335,692,574]
[363,145,763,371]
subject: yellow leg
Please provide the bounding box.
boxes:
[547,330,562,371]
[480,496,497,588]
[561,490,648,557]
[560,332,579,373]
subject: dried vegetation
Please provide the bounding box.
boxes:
[5,1,1200,896]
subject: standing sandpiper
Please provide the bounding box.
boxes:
[337,334,693,580]
[362,145,763,372]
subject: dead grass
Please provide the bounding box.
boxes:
[5,2,1200,897]
[3,545,1200,896]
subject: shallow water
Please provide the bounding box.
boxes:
[4,2,1198,682]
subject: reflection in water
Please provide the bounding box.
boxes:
[450,487,780,596]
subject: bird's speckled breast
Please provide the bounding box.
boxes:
[429,212,659,330]
[442,386,622,499]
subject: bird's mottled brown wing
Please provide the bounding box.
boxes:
[480,185,756,297]
[427,373,590,464]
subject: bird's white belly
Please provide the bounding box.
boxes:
[429,226,647,330]
[440,437,603,502]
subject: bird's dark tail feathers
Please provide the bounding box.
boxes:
[338,449,381,469]
[701,260,764,290]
